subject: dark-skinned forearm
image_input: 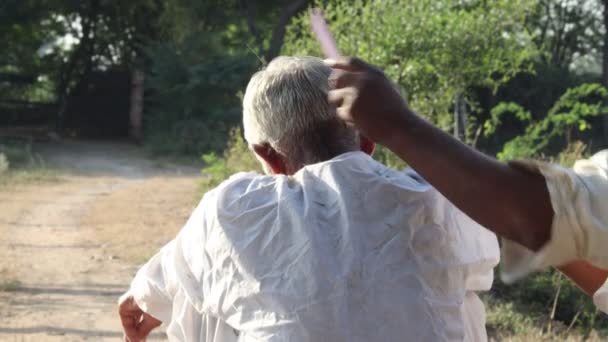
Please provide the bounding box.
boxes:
[384,111,553,251]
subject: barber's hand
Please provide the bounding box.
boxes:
[326,57,414,147]
[118,292,162,342]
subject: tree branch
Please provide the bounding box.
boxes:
[239,0,263,51]
[264,0,309,62]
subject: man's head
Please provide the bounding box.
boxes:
[243,56,374,175]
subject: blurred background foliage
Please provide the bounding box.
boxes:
[3,0,608,338]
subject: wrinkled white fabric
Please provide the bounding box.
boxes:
[130,152,499,341]
[501,150,608,313]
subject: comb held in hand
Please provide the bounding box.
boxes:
[310,8,341,59]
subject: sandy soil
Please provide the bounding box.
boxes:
[0,140,201,341]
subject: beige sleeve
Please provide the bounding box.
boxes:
[501,150,608,285]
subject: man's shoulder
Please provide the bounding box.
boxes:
[199,171,282,215]
[203,170,275,196]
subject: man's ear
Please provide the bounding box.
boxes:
[251,143,288,175]
[359,135,375,156]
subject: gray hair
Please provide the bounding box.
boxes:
[243,56,359,171]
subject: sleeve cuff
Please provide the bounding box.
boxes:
[500,159,583,283]
[131,274,173,323]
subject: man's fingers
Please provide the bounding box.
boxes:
[136,313,163,338]
[324,57,375,73]
[120,311,140,340]
[118,294,142,340]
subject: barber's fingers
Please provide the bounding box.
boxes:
[120,313,141,341]
[336,107,357,126]
[328,87,358,124]
[328,70,360,89]
[328,87,356,108]
[325,56,381,74]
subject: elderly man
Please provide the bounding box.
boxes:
[118,56,499,342]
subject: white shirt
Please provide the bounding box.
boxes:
[130,152,499,341]
[501,150,608,313]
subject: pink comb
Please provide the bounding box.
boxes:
[309,8,341,59]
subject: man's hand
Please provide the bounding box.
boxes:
[118,292,162,342]
[326,57,413,147]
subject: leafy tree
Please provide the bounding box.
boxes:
[141,0,260,155]
[238,0,312,62]
[486,83,608,160]
[528,0,603,71]
[144,36,256,154]
[284,0,538,142]
[142,0,316,155]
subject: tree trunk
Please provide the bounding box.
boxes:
[129,70,145,144]
[55,0,98,135]
[453,94,467,142]
[264,0,309,62]
[239,0,264,52]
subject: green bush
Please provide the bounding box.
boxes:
[284,0,536,137]
[0,141,57,187]
[485,269,608,337]
[144,34,257,157]
[0,142,34,167]
[373,145,407,170]
[0,153,8,174]
[199,127,261,195]
[485,297,539,337]
[486,83,608,161]
[0,279,22,292]
[555,141,588,167]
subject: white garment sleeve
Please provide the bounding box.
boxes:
[130,198,211,324]
[130,240,178,323]
[434,191,500,342]
[500,150,608,312]
[437,191,501,290]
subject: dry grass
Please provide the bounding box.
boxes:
[0,269,22,292]
[81,176,199,264]
[0,167,60,188]
[0,141,61,188]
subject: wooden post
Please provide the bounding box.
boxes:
[453,94,467,142]
[129,70,144,144]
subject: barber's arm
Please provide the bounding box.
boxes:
[325,57,553,252]
[558,261,608,296]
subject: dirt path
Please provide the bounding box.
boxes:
[0,140,201,341]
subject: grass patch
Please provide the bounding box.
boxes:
[0,140,61,188]
[0,167,59,188]
[485,298,540,337]
[484,268,608,340]
[0,279,22,292]
[149,153,204,171]
[0,141,34,167]
[199,127,261,197]
[484,297,605,341]
[0,269,22,292]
